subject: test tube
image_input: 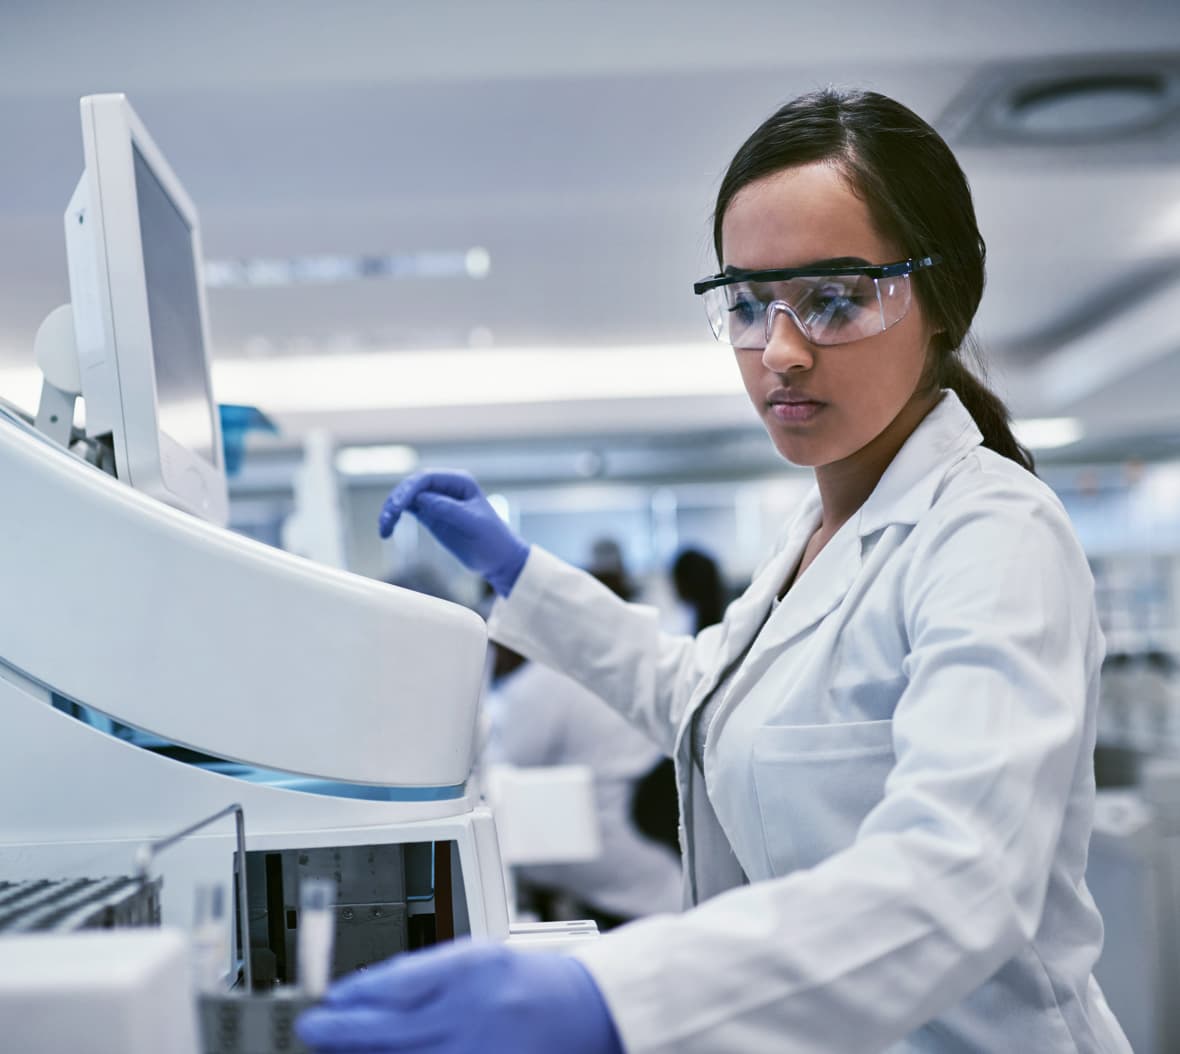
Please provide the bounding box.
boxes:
[191,882,230,992]
[298,878,336,998]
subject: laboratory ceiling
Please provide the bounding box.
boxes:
[1,0,1179,453]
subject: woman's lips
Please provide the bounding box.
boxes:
[768,399,825,422]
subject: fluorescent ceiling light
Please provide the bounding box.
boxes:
[212,345,743,413]
[335,444,419,477]
[204,247,490,289]
[0,358,1089,456]
[1012,416,1084,449]
[0,343,742,422]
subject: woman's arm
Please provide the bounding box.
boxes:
[488,547,727,756]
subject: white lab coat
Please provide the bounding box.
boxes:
[488,391,1131,1053]
[485,660,683,919]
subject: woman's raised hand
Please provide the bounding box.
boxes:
[378,470,529,597]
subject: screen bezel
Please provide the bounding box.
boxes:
[73,93,228,526]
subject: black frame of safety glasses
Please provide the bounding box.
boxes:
[692,254,941,295]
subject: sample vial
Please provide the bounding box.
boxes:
[298,878,336,998]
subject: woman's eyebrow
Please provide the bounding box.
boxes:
[801,255,872,268]
[723,256,872,275]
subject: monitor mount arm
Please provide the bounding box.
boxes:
[33,303,115,474]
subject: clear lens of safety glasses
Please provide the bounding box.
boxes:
[694,256,940,349]
[704,273,913,349]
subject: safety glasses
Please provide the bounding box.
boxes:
[693,256,940,349]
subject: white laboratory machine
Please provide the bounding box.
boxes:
[0,93,592,1053]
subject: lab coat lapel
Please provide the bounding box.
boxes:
[674,492,820,752]
[717,495,822,667]
[763,521,860,648]
[671,501,824,904]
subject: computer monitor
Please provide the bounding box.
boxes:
[64,93,228,525]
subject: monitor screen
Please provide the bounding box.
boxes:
[133,144,218,469]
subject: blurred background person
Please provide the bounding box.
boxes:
[670,546,727,634]
[483,539,682,930]
[631,547,728,856]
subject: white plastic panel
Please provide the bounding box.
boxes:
[0,930,200,1054]
[0,414,487,786]
[484,763,601,865]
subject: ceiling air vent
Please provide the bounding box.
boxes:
[939,54,1180,158]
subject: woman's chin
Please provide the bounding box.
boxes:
[766,429,827,468]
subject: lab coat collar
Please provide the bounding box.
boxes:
[713,487,838,667]
[732,391,980,652]
[758,508,859,649]
[686,391,982,728]
[855,389,983,539]
[680,491,823,740]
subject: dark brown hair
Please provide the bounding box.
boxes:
[713,88,1034,471]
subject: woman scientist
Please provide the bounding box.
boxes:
[297,90,1131,1053]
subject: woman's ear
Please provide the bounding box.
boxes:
[926,324,948,355]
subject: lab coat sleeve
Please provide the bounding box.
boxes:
[572,484,1099,1053]
[487,547,725,755]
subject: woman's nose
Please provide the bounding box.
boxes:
[761,303,814,373]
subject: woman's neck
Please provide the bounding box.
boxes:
[812,389,941,537]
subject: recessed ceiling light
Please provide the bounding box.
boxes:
[465,247,491,279]
[940,56,1180,153]
[1007,74,1172,138]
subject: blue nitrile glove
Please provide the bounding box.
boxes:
[296,941,625,1054]
[378,470,529,597]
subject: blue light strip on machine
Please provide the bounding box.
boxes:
[220,767,466,802]
[49,694,466,802]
